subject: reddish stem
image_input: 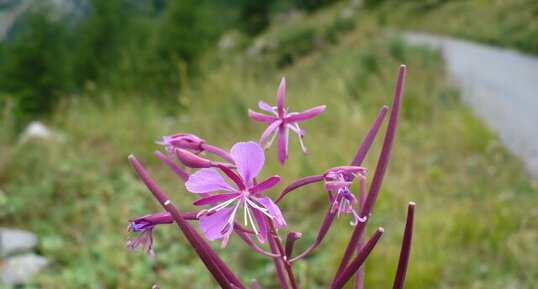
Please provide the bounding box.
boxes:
[276,175,324,203]
[330,228,384,289]
[154,151,189,181]
[289,207,336,263]
[354,178,367,289]
[267,219,298,289]
[392,202,415,289]
[350,106,389,167]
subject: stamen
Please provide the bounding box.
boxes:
[245,205,259,236]
[224,201,242,231]
[243,199,248,226]
[264,131,278,149]
[220,236,230,248]
[206,196,240,214]
[245,198,273,218]
[196,209,208,218]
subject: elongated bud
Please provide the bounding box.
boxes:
[392,202,415,289]
[156,133,206,153]
[175,148,212,168]
[285,231,302,258]
[331,228,385,289]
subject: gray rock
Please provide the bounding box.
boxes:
[0,253,49,285]
[18,121,63,144]
[0,228,38,258]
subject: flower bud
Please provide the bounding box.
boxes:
[174,148,212,168]
[156,133,206,153]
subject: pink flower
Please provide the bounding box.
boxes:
[248,78,326,164]
[185,142,286,247]
[323,166,368,226]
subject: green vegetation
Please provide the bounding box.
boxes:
[0,1,536,289]
[377,0,538,55]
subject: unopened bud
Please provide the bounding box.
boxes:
[156,133,206,153]
[285,231,302,258]
[175,148,212,168]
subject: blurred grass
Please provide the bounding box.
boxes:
[0,2,537,289]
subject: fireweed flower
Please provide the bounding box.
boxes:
[126,212,173,255]
[248,78,326,164]
[323,166,368,226]
[185,141,286,247]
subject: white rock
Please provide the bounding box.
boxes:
[0,253,49,285]
[0,228,38,258]
[18,121,61,144]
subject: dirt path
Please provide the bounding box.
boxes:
[403,32,538,180]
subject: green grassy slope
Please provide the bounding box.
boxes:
[381,0,538,55]
[0,3,536,289]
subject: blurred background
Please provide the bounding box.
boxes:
[0,0,537,288]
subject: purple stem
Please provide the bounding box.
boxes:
[154,151,189,181]
[275,175,324,203]
[202,143,235,163]
[128,155,245,289]
[350,106,389,166]
[234,226,280,258]
[335,65,406,277]
[267,219,298,289]
[268,231,291,289]
[330,228,385,289]
[354,178,367,289]
[362,64,406,222]
[392,202,415,289]
[289,207,336,263]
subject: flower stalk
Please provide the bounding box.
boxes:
[392,202,415,289]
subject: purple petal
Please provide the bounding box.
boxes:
[285,105,326,123]
[199,207,236,241]
[276,126,289,165]
[248,109,277,124]
[126,229,154,255]
[230,142,265,186]
[325,181,353,191]
[258,101,275,113]
[325,166,367,175]
[250,176,281,194]
[252,208,268,243]
[185,168,235,194]
[193,193,240,206]
[254,196,287,228]
[259,119,282,145]
[217,164,246,190]
[276,78,286,117]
